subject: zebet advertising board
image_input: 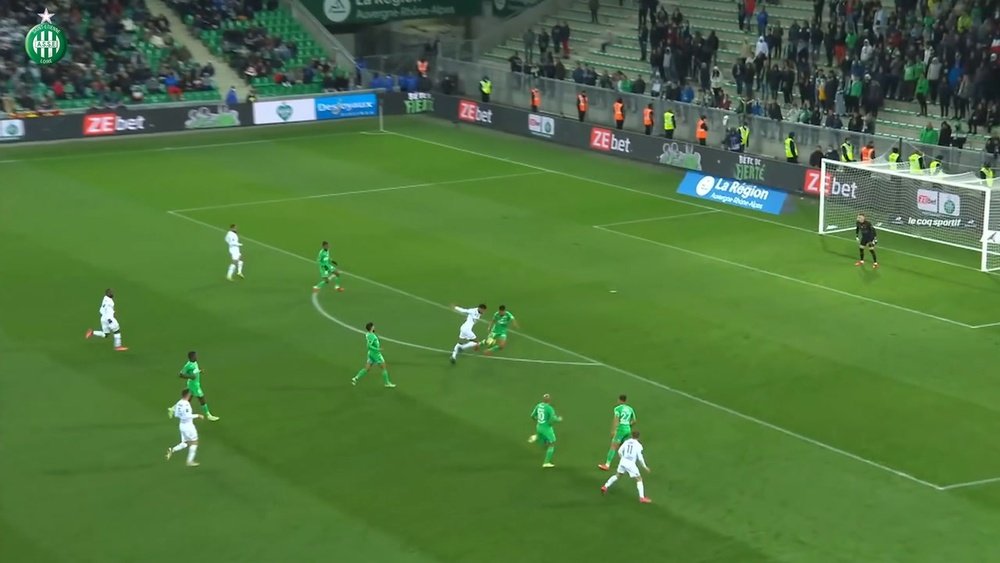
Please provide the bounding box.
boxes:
[677,172,787,215]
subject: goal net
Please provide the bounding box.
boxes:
[817,157,1000,272]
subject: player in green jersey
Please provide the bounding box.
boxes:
[312,241,343,293]
[527,393,562,468]
[170,351,220,421]
[598,394,637,470]
[483,305,519,355]
[352,322,395,388]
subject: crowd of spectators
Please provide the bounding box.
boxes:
[0,0,216,113]
[508,0,1000,157]
[169,0,351,91]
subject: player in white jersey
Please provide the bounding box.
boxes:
[85,288,128,351]
[450,303,487,364]
[225,224,244,281]
[166,389,203,467]
[601,431,652,503]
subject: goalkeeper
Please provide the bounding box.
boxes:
[855,214,879,270]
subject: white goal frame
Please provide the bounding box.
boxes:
[817,158,1000,272]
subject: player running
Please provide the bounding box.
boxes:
[855,213,879,269]
[450,303,487,363]
[601,431,652,503]
[352,322,396,388]
[225,224,245,281]
[483,305,519,356]
[598,394,637,470]
[171,351,221,421]
[166,388,203,467]
[85,288,128,351]
[528,394,562,468]
[313,241,343,293]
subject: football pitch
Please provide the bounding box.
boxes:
[6,115,1000,562]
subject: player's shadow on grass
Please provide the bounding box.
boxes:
[818,236,1000,291]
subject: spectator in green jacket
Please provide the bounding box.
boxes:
[919,122,939,145]
[915,75,930,116]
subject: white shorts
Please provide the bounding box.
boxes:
[179,422,199,443]
[229,247,242,261]
[458,323,477,342]
[100,317,120,333]
[616,459,641,478]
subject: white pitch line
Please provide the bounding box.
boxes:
[387,131,988,274]
[595,225,975,329]
[969,321,1000,329]
[169,208,945,490]
[595,210,722,228]
[311,293,600,366]
[939,476,1000,491]
[168,171,546,213]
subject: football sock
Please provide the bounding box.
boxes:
[605,448,616,465]
[92,330,106,338]
[236,260,244,275]
[870,250,878,263]
[354,368,368,381]
[333,274,341,289]
[858,248,865,260]
[227,264,236,278]
[381,370,391,384]
[113,333,122,347]
[187,444,198,463]
[488,344,501,353]
[201,403,213,416]
[460,342,478,351]
[604,474,619,488]
[315,278,328,288]
[637,481,645,498]
[451,344,460,358]
[171,442,188,453]
[544,446,555,464]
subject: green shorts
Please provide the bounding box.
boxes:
[613,425,632,444]
[367,353,385,366]
[187,380,204,398]
[320,266,336,277]
[535,425,556,445]
[490,331,508,342]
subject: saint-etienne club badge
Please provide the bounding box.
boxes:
[24,9,67,65]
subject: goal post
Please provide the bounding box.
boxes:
[817,157,1000,272]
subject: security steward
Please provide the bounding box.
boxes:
[613,98,625,130]
[784,132,798,163]
[737,122,750,152]
[695,115,708,145]
[887,146,901,169]
[840,139,855,162]
[860,142,875,161]
[662,107,675,138]
[530,87,541,112]
[577,90,588,122]
[643,103,654,135]
[908,150,924,174]
[480,76,492,103]
[928,155,943,175]
[981,162,995,187]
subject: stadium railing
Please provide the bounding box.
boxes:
[432,57,995,176]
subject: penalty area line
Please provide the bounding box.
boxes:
[311,293,600,367]
[938,476,1000,491]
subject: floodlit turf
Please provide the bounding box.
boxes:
[5,116,1000,562]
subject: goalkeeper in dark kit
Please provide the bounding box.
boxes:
[855,213,879,269]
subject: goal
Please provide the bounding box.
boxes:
[817,157,1000,272]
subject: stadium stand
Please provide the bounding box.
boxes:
[0,0,220,112]
[168,0,351,96]
[482,0,1000,150]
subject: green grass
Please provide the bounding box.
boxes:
[4,116,1000,562]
